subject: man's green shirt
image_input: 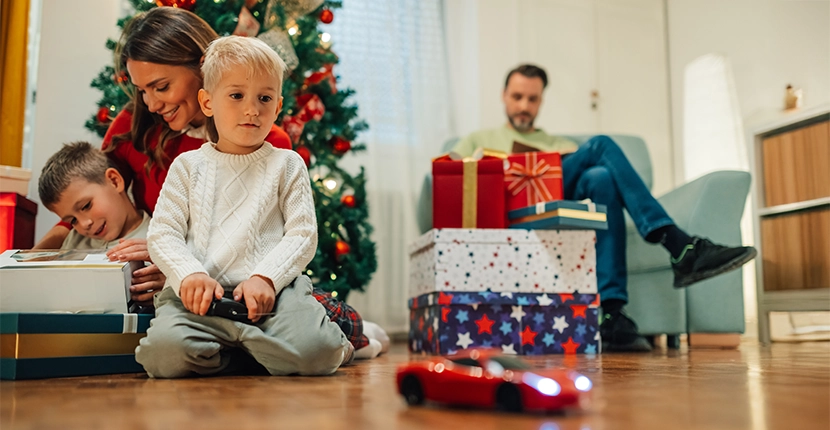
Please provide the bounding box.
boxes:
[451,125,579,157]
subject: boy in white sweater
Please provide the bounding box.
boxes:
[137,36,352,377]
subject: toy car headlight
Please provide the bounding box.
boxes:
[574,375,592,392]
[536,378,561,396]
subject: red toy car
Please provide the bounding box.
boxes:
[396,349,592,413]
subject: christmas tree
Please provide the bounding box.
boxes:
[85,0,376,301]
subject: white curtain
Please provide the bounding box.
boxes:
[325,0,454,334]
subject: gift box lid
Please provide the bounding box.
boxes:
[0,313,152,334]
[408,291,599,310]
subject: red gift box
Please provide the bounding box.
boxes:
[0,193,38,252]
[432,150,506,229]
[504,151,564,212]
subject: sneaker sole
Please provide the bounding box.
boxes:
[674,247,757,288]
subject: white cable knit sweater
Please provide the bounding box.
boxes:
[147,142,317,295]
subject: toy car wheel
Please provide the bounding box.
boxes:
[495,383,523,413]
[401,375,425,406]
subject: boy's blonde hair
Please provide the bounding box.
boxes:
[202,35,287,94]
[38,142,120,207]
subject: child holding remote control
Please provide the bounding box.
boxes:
[138,35,353,377]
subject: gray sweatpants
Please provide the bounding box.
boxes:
[135,275,350,378]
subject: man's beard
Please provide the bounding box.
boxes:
[508,113,534,133]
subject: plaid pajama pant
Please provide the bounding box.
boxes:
[312,289,370,350]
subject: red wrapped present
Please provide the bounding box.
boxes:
[433,149,506,229]
[504,151,564,212]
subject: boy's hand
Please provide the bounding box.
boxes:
[130,264,166,306]
[180,273,223,316]
[233,275,276,323]
[107,239,152,263]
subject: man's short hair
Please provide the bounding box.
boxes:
[39,141,112,207]
[504,64,548,89]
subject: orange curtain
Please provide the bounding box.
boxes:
[0,0,31,167]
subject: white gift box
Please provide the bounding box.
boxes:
[409,228,597,297]
[0,165,31,196]
[0,249,142,313]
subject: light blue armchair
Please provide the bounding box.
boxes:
[417,135,750,346]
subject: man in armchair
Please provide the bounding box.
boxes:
[452,64,757,352]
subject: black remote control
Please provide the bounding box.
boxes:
[206,298,254,324]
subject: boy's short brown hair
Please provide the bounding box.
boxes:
[38,142,120,207]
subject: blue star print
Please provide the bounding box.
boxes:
[542,332,555,347]
[575,323,587,337]
[500,321,513,335]
[455,310,469,324]
[517,296,531,306]
[533,312,546,326]
[584,344,597,354]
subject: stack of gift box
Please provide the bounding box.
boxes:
[0,249,151,379]
[408,146,608,355]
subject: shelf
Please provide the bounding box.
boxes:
[759,197,830,217]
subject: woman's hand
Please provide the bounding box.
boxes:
[107,238,151,262]
[130,264,166,306]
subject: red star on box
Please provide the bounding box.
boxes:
[520,326,537,346]
[418,316,425,331]
[560,294,574,303]
[441,307,451,323]
[562,337,580,354]
[438,292,453,305]
[427,326,434,342]
[572,305,587,319]
[591,296,600,306]
[475,314,495,335]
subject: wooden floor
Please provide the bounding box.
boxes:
[1,339,828,430]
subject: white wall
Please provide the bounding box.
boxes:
[666,0,830,183]
[29,0,125,242]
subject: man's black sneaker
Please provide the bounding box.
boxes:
[600,310,652,352]
[671,237,757,288]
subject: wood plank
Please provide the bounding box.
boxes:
[1,341,829,429]
[688,333,741,349]
[761,207,830,291]
[762,120,830,207]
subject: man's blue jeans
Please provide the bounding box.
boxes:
[561,135,674,303]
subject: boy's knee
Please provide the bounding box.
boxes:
[136,324,220,378]
[291,330,349,376]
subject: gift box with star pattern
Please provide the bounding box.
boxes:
[408,291,600,355]
[409,228,597,297]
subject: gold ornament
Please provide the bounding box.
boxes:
[257,28,299,72]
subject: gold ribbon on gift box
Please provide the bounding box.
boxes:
[446,148,507,228]
[0,333,145,359]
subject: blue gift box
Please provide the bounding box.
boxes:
[0,313,152,380]
[508,200,608,230]
[408,291,600,355]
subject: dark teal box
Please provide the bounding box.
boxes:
[0,313,152,380]
[508,200,608,230]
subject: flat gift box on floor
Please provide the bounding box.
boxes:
[409,228,598,297]
[408,291,600,355]
[0,313,152,379]
[0,249,141,314]
[509,200,608,230]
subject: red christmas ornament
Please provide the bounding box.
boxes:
[113,71,128,84]
[332,137,351,155]
[155,0,196,10]
[97,107,112,123]
[295,145,312,167]
[341,195,355,208]
[335,240,350,259]
[320,9,334,24]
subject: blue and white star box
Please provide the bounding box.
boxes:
[508,200,608,231]
[408,291,600,356]
[0,313,152,380]
[409,229,598,297]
